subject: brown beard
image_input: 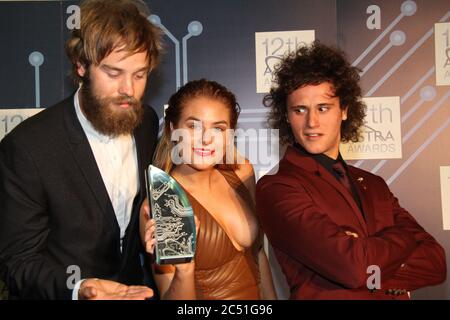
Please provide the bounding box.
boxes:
[79,76,144,137]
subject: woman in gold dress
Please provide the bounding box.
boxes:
[141,79,276,299]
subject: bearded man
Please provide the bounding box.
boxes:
[0,0,162,300]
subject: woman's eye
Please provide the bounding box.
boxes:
[188,123,202,129]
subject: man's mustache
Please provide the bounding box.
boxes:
[110,95,139,106]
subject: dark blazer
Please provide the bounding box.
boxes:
[256,146,446,299]
[0,94,160,299]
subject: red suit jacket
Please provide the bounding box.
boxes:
[256,146,446,299]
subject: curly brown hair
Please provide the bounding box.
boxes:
[263,40,366,145]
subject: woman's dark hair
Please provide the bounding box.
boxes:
[263,40,366,145]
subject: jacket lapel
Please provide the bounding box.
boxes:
[63,93,120,234]
[285,146,368,235]
[119,113,152,263]
[119,125,147,258]
[317,163,368,235]
[132,121,148,201]
[348,168,376,234]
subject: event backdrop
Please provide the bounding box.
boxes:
[0,0,449,299]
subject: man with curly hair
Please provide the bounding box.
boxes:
[256,40,446,299]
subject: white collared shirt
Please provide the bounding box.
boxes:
[73,88,139,252]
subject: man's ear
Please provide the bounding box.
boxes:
[76,62,86,78]
[342,107,348,121]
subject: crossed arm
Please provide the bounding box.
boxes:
[256,178,446,291]
[379,191,446,291]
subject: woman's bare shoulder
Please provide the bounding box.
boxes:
[234,159,256,192]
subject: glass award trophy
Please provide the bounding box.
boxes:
[145,165,196,264]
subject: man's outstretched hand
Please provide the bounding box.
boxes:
[79,279,153,300]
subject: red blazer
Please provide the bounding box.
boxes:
[256,146,446,299]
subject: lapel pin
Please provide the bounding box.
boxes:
[357,177,366,189]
